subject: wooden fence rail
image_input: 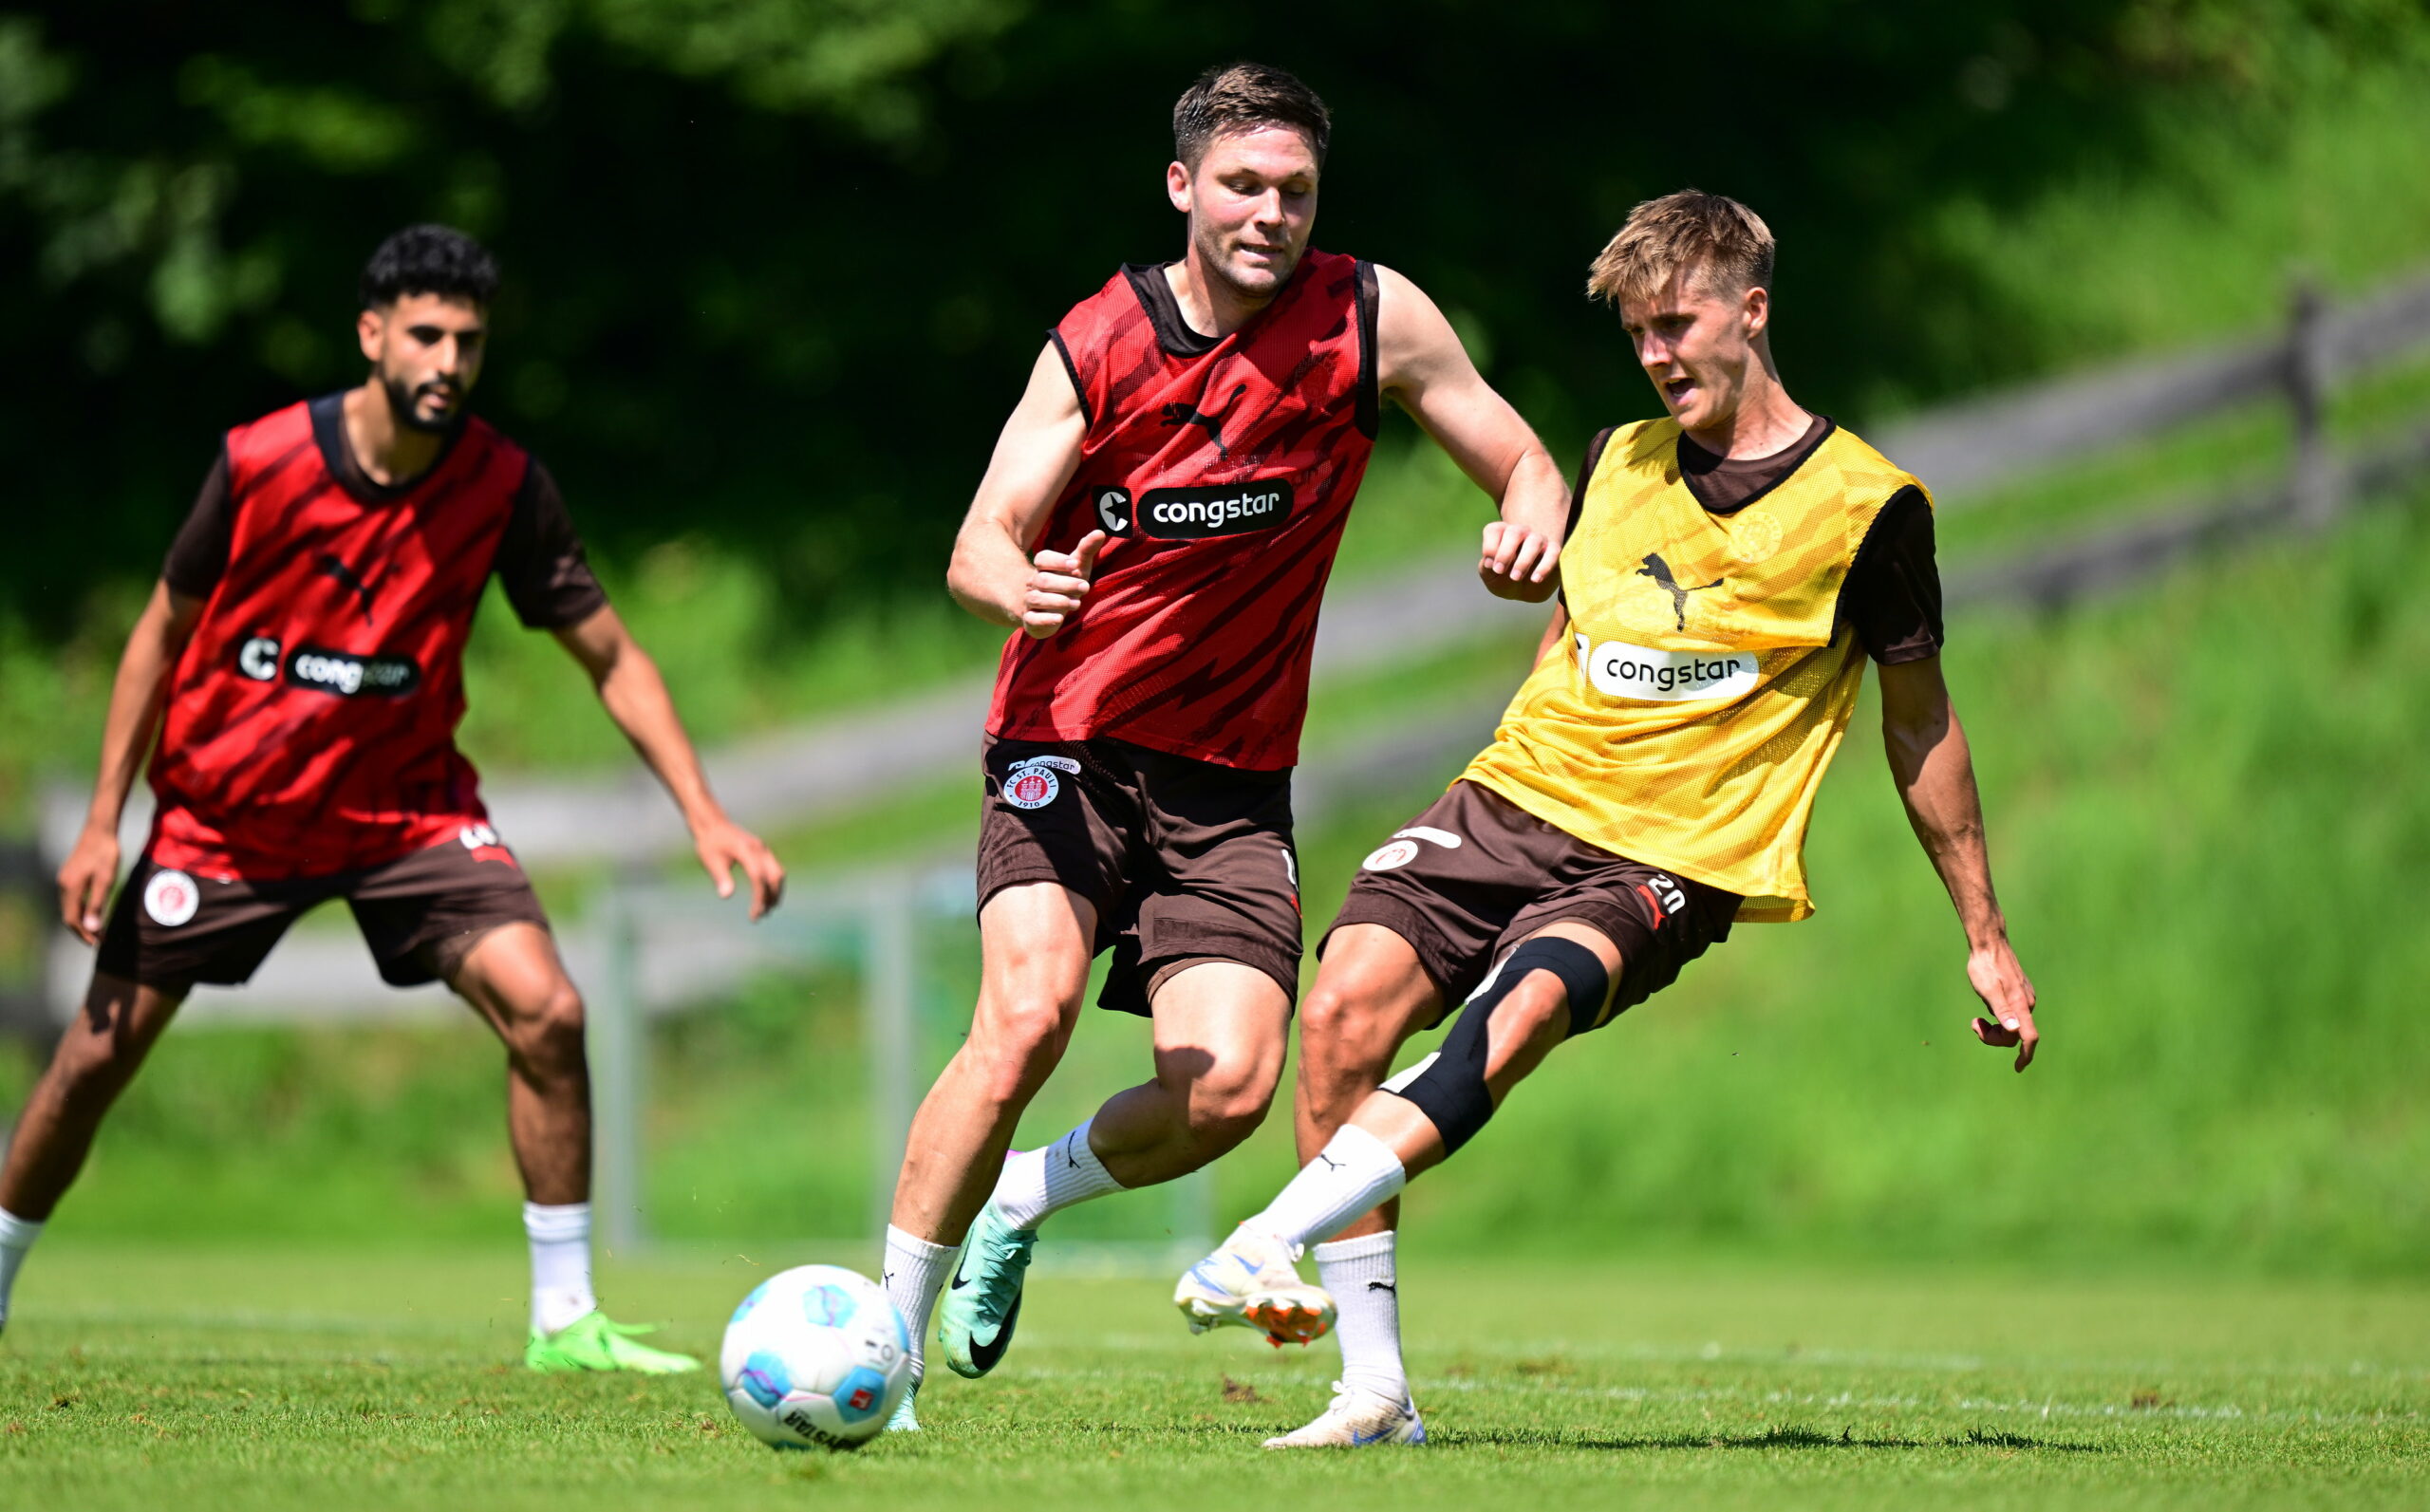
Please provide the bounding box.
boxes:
[1873,269,2430,506]
[6,266,2430,1036]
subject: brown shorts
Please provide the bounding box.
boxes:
[95,830,551,991]
[1324,780,1738,1030]
[977,735,1301,1017]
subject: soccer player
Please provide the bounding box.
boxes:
[1173,191,2042,1447]
[878,63,1570,1428]
[0,226,784,1371]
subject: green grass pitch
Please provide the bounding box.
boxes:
[3,1243,2424,1509]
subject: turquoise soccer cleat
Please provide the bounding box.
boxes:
[886,1371,923,1432]
[938,1203,1037,1378]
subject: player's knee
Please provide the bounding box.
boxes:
[1187,1060,1277,1152]
[1299,980,1402,1073]
[1384,937,1607,1157]
[1492,972,1575,1044]
[50,1028,142,1105]
[967,995,1072,1100]
[510,981,587,1073]
[52,980,163,1098]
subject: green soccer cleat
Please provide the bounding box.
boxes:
[525,1310,702,1374]
[938,1202,1036,1378]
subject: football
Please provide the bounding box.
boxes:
[720,1264,912,1450]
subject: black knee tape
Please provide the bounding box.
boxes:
[1383,937,1609,1155]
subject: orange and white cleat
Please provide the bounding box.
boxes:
[1173,1225,1336,1346]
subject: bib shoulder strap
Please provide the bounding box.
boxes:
[1814,422,1934,512]
[1613,417,1680,471]
[1578,417,1677,493]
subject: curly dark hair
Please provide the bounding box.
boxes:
[360,224,499,309]
[1172,62,1330,170]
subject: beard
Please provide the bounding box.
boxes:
[1193,219,1299,304]
[382,369,464,435]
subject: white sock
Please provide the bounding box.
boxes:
[882,1225,957,1383]
[1317,1230,1409,1406]
[0,1207,43,1328]
[524,1201,597,1335]
[1247,1124,1408,1254]
[992,1120,1127,1230]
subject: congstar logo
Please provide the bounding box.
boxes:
[284,645,421,698]
[237,636,282,681]
[1574,635,1758,702]
[1136,480,1293,540]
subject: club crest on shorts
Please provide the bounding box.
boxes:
[1361,826,1460,872]
[143,868,200,926]
[1003,755,1077,811]
[1361,839,1418,871]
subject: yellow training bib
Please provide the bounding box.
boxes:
[1462,418,1926,922]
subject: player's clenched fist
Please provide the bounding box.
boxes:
[1478,519,1560,603]
[1022,529,1108,639]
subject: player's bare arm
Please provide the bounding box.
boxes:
[1879,655,2039,1071]
[55,581,204,943]
[1373,264,1568,601]
[552,605,785,918]
[944,344,1095,639]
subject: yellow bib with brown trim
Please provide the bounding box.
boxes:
[1461,418,1926,922]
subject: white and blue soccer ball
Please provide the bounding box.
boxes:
[720,1264,911,1450]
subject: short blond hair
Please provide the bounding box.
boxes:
[1586,190,1774,308]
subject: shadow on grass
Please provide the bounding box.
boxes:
[1432,1424,2103,1454]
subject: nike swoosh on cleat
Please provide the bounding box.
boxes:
[964,1288,1021,1373]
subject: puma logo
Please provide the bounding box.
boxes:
[1061,1132,1081,1168]
[1314,1152,1344,1173]
[1636,552,1724,630]
[315,552,386,623]
[1366,1280,1396,1295]
[1159,383,1248,460]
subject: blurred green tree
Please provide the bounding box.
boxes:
[0,0,2419,629]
